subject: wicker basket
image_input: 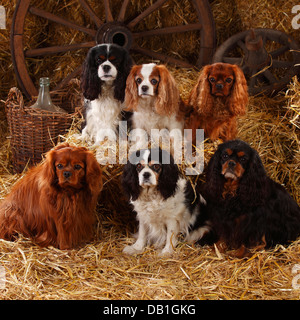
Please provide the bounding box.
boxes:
[5,83,81,173]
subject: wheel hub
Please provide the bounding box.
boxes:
[244,29,270,70]
[96,22,133,50]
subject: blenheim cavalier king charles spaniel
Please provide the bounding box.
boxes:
[80,44,133,144]
[122,148,212,256]
[125,63,184,149]
[187,63,248,142]
[202,140,300,258]
[0,143,102,249]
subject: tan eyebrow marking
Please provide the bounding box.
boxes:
[226,148,233,156]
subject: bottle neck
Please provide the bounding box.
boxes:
[36,83,52,107]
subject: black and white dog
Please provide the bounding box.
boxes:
[122,148,212,256]
[80,44,133,144]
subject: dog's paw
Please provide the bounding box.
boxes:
[158,247,174,257]
[123,245,144,256]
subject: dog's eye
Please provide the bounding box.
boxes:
[57,164,63,169]
[74,164,82,170]
[226,78,233,83]
[136,163,143,171]
[222,154,229,160]
[151,79,158,85]
[239,157,247,162]
[209,77,216,83]
[136,78,142,84]
[97,55,106,64]
[152,164,161,171]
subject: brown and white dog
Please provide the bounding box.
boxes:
[125,63,184,151]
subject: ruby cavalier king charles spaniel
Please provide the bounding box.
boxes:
[0,143,102,249]
[188,63,248,142]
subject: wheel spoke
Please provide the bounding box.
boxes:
[133,23,202,38]
[249,69,258,88]
[78,0,102,28]
[223,57,242,65]
[117,0,130,22]
[271,59,294,68]
[131,45,193,68]
[104,0,113,22]
[128,0,168,29]
[269,45,289,58]
[261,33,268,45]
[242,65,249,74]
[262,69,277,84]
[25,42,95,57]
[29,6,96,36]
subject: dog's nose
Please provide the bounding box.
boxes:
[143,172,151,179]
[216,83,224,90]
[141,85,149,93]
[228,160,236,168]
[63,171,72,179]
[102,64,111,73]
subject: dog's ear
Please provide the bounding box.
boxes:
[85,151,103,195]
[114,49,133,102]
[188,65,214,115]
[238,148,268,205]
[124,65,139,112]
[228,65,248,116]
[41,145,65,188]
[203,146,224,201]
[155,65,180,116]
[122,161,140,201]
[81,48,102,100]
[157,149,179,200]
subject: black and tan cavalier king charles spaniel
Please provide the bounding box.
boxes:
[202,140,300,257]
[122,148,212,256]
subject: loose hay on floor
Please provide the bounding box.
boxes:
[0,69,299,300]
[0,237,299,300]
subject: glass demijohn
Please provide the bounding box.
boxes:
[30,77,67,113]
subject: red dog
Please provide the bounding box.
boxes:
[187,63,248,142]
[0,143,102,249]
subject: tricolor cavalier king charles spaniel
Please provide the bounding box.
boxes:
[125,63,184,150]
[0,143,102,249]
[187,63,248,142]
[202,140,300,257]
[122,148,212,256]
[80,44,133,144]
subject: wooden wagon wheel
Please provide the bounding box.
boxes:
[212,29,300,95]
[11,0,215,99]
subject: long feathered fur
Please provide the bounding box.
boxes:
[121,148,212,255]
[187,63,248,142]
[202,140,300,250]
[0,143,102,249]
[81,44,133,102]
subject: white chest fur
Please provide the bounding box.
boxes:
[131,178,193,248]
[81,84,122,144]
[132,99,183,133]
